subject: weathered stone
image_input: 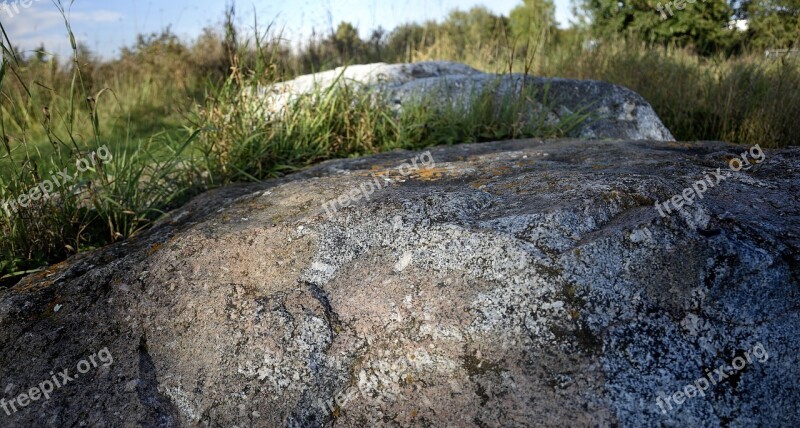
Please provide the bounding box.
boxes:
[1,139,798,427]
[253,62,675,141]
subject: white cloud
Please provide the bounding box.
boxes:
[71,10,123,23]
[1,3,120,58]
[1,4,121,35]
[2,10,64,38]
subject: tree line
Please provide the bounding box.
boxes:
[9,0,799,82]
[281,0,800,70]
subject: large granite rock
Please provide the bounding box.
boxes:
[1,139,798,427]
[252,62,675,141]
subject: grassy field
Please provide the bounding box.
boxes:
[1,10,798,287]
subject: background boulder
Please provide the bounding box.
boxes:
[253,62,675,141]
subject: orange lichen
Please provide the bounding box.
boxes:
[415,167,447,181]
[147,242,164,256]
[470,179,490,189]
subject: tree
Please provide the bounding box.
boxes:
[441,7,510,53]
[509,0,557,43]
[332,22,364,63]
[386,22,438,61]
[34,43,47,63]
[366,27,387,61]
[579,0,739,55]
[742,0,800,49]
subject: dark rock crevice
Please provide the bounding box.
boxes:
[137,335,182,428]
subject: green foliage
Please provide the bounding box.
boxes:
[0,5,198,287]
[297,22,385,71]
[0,5,588,288]
[581,0,738,55]
[529,39,800,147]
[440,7,510,52]
[385,23,438,62]
[333,22,364,62]
[579,0,800,54]
[197,66,588,183]
[743,0,800,49]
[509,0,557,42]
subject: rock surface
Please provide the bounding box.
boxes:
[1,138,799,427]
[253,62,675,142]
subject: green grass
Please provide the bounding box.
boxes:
[0,4,204,286]
[420,36,800,148]
[197,70,591,183]
[0,11,587,287]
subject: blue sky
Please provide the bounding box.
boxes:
[0,0,576,59]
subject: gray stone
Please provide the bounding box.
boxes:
[253,62,675,141]
[0,138,798,427]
